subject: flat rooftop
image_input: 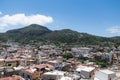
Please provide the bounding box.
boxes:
[100,69,115,74]
[76,66,95,72]
[43,71,65,76]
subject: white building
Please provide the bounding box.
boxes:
[72,47,91,58]
[41,70,80,80]
[94,69,116,80]
[76,65,95,79]
[72,47,91,54]
[48,60,62,70]
[102,52,114,63]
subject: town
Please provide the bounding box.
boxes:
[0,41,120,80]
[0,0,120,80]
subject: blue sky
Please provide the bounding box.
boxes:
[0,0,120,37]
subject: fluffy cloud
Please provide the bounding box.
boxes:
[107,26,120,34]
[0,13,53,31]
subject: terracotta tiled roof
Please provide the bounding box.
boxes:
[42,64,54,68]
[34,65,46,69]
[34,64,53,69]
[17,49,26,53]
[24,68,37,74]
[5,58,20,62]
[0,75,25,80]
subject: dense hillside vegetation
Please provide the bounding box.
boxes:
[0,24,120,45]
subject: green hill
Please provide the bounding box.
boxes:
[3,24,51,42]
[0,24,119,45]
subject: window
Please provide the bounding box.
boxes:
[22,73,25,77]
[27,75,31,79]
[49,79,54,80]
[8,64,11,66]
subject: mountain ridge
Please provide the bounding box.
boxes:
[0,24,120,45]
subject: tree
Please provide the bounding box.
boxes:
[63,53,73,59]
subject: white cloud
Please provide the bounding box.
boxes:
[0,12,2,15]
[107,26,120,34]
[0,13,53,31]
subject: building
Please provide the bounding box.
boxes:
[0,75,25,80]
[5,58,20,67]
[47,60,62,70]
[72,47,91,59]
[41,70,75,80]
[94,69,116,80]
[72,47,91,54]
[76,65,95,79]
[34,64,54,72]
[0,59,4,67]
[102,52,114,63]
[20,67,40,80]
[4,67,23,77]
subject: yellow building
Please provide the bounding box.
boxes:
[5,58,20,67]
[0,59,4,67]
[20,68,40,80]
